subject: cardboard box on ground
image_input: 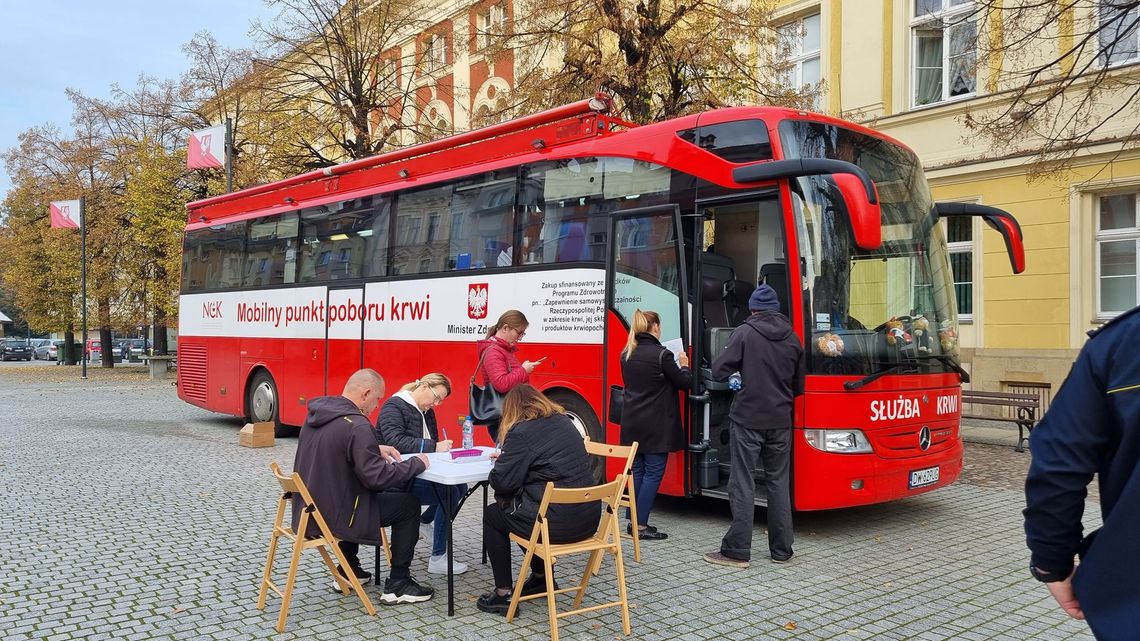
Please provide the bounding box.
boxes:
[239,422,275,448]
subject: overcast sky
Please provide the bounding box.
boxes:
[0,1,274,198]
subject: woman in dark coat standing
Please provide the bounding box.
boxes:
[619,309,692,540]
[476,385,599,615]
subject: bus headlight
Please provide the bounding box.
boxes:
[804,429,873,453]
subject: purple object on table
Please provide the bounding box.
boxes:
[450,448,483,459]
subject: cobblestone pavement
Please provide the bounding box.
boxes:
[0,369,1099,640]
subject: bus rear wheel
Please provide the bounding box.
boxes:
[246,370,296,437]
[546,389,606,484]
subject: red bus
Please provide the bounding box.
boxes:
[178,96,1024,510]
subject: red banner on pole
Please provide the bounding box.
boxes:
[49,200,81,229]
[188,124,226,169]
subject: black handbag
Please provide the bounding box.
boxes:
[608,386,625,425]
[469,351,505,424]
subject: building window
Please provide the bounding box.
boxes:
[778,13,821,107]
[946,215,973,319]
[479,3,506,50]
[1097,193,1140,317]
[912,0,976,106]
[1098,1,1140,66]
[423,34,447,71]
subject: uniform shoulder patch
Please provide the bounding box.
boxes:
[1087,305,1140,339]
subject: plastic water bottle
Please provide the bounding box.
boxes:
[728,372,743,391]
[462,415,474,449]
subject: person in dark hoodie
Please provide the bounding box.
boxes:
[703,284,805,569]
[618,309,692,540]
[474,309,545,440]
[476,385,600,615]
[291,368,435,605]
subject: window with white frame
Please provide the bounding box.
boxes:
[479,3,506,50]
[1097,193,1140,317]
[1098,1,1140,66]
[778,13,821,108]
[945,215,974,319]
[423,34,447,71]
[912,0,976,107]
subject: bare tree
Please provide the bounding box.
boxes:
[961,1,1140,172]
[482,0,811,124]
[251,0,433,168]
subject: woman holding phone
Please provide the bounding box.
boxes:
[474,309,544,440]
[618,309,692,540]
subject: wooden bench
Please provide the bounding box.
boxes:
[961,390,1040,453]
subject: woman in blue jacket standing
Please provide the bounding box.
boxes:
[618,310,691,540]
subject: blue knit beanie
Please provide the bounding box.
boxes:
[748,284,780,312]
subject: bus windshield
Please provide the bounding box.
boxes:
[779,119,959,378]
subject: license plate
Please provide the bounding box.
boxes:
[908,466,940,489]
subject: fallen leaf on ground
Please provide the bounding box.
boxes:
[782,621,797,631]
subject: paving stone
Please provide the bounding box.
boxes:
[0,371,1100,640]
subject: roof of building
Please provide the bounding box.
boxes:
[0,310,11,323]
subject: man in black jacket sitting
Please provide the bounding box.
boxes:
[704,284,805,569]
[292,368,434,604]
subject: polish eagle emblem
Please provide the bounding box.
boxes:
[468,283,489,319]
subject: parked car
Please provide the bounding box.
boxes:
[2,339,33,361]
[123,338,149,361]
[32,341,59,361]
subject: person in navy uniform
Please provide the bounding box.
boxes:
[1024,305,1140,640]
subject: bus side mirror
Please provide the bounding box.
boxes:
[733,158,882,250]
[833,173,882,251]
[934,202,1026,274]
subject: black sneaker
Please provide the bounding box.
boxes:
[340,564,371,583]
[771,552,794,564]
[331,564,371,593]
[627,524,668,540]
[477,591,513,615]
[380,577,434,605]
[520,573,559,597]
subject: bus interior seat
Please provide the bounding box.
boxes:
[701,276,731,329]
[702,250,736,284]
[760,263,790,316]
[556,221,588,262]
[725,279,754,326]
[700,327,736,390]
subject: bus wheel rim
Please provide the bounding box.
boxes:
[252,381,275,422]
[564,411,589,439]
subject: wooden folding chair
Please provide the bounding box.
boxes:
[506,478,632,641]
[584,440,641,562]
[257,462,376,632]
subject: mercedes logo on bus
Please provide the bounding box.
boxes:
[918,426,932,451]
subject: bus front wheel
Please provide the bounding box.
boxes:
[246,370,296,438]
[546,389,605,484]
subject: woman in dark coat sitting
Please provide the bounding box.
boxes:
[376,373,467,575]
[619,309,692,540]
[476,385,599,615]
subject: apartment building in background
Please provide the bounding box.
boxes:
[773,0,1140,404]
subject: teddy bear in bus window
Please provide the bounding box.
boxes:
[938,319,959,354]
[885,317,910,346]
[912,315,931,354]
[815,332,845,357]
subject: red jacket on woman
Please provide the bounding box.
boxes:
[476,336,528,393]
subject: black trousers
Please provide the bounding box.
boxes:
[484,503,545,589]
[339,491,421,581]
[720,425,793,562]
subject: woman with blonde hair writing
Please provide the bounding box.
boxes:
[377,373,468,575]
[618,309,692,540]
[476,385,599,615]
